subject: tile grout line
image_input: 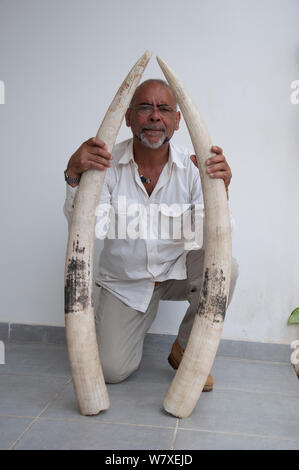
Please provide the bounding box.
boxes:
[169,419,179,450]
[215,355,292,366]
[8,378,72,450]
[0,375,297,401]
[5,413,299,447]
[212,386,299,397]
[0,414,37,419]
[0,372,71,379]
[36,415,299,446]
[5,411,299,444]
[2,413,178,434]
[34,415,178,431]
[176,426,299,444]
[144,351,293,367]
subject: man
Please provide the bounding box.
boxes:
[64,79,238,391]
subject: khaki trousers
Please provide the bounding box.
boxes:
[95,249,239,383]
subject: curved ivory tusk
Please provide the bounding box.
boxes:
[157,56,232,418]
[64,51,152,416]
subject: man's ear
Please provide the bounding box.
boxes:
[125,108,131,127]
[175,111,181,131]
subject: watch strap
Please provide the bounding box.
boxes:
[64,169,81,185]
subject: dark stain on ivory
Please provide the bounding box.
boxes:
[65,237,90,314]
[197,267,227,322]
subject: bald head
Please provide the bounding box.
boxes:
[129,79,178,110]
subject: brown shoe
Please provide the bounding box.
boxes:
[168,339,214,392]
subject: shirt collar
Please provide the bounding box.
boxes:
[117,138,187,169]
[117,139,136,166]
[169,141,187,168]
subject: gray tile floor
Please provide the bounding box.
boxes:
[1,335,299,450]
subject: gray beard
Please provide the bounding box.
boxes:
[139,130,167,149]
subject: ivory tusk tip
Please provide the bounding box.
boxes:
[156,56,168,68]
[142,50,152,62]
[156,56,172,79]
[136,50,152,69]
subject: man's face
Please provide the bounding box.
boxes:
[125,82,181,150]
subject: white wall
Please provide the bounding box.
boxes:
[0,0,298,344]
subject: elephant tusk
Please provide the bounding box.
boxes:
[64,51,152,416]
[157,56,232,418]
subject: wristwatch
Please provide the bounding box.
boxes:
[64,169,81,185]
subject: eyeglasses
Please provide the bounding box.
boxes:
[129,104,176,116]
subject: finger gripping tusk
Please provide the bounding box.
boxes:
[157,56,232,418]
[64,51,151,416]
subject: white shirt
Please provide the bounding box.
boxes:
[64,138,233,312]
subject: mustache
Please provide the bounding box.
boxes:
[141,126,166,132]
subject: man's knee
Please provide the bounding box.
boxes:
[101,355,139,384]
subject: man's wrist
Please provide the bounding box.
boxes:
[64,169,81,187]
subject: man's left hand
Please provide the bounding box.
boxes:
[190,146,232,191]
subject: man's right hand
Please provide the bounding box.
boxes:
[66,137,113,187]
